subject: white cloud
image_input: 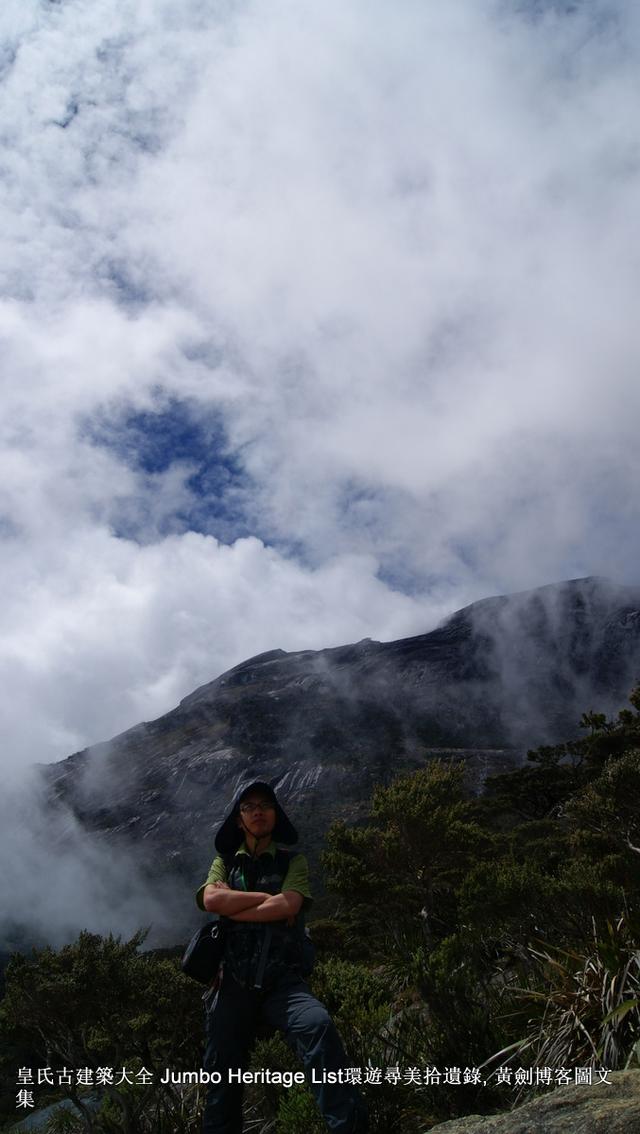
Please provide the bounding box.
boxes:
[1,526,446,771]
[0,0,639,778]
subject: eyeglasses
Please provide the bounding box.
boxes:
[239,802,275,815]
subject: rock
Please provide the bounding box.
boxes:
[426,1070,640,1133]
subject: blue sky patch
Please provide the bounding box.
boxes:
[84,396,253,543]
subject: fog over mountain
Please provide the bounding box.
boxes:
[3,3,640,960]
[2,1,640,780]
[2,576,638,953]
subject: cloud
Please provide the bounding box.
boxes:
[117,0,640,582]
[0,771,185,948]
[1,0,640,782]
[1,528,438,773]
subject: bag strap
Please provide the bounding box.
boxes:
[273,847,294,880]
[253,926,273,990]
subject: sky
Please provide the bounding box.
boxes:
[2,0,640,777]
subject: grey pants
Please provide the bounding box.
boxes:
[202,969,367,1133]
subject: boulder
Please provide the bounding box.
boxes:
[427,1070,640,1133]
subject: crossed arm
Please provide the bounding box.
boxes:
[202,881,303,923]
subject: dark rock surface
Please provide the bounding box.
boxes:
[426,1069,640,1133]
[36,576,640,923]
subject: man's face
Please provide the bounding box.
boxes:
[236,793,277,839]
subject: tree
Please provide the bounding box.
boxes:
[567,748,640,873]
[0,931,203,1133]
[323,761,493,955]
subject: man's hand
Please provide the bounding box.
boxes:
[229,891,303,923]
[202,885,268,915]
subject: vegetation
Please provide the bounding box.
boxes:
[0,932,204,1133]
[1,686,639,1131]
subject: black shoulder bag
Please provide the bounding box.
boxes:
[181,916,225,985]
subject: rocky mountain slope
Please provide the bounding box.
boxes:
[37,576,640,903]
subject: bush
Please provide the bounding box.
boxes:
[513,913,640,1071]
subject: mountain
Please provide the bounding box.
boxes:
[38,576,640,904]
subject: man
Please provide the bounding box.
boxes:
[196,779,367,1134]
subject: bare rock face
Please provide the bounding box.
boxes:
[36,577,640,902]
[427,1070,640,1133]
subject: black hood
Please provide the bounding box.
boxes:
[214,780,299,854]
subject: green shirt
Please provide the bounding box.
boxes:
[195,840,313,911]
